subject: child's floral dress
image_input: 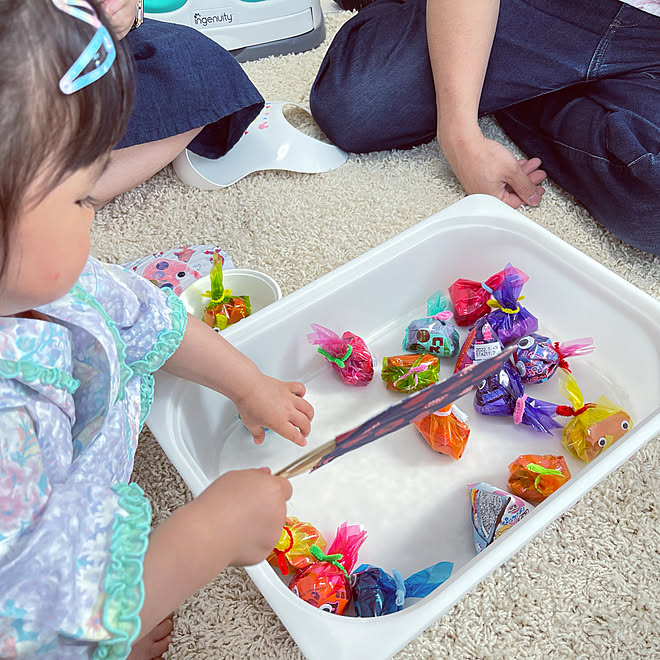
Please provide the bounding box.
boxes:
[0,259,187,658]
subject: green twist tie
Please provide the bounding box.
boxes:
[526,462,565,492]
[309,544,349,577]
[317,344,353,369]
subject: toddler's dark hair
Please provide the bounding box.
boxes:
[0,0,134,279]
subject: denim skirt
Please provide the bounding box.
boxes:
[117,18,264,158]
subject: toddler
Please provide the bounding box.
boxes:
[0,2,313,658]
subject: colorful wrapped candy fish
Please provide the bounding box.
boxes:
[512,334,594,384]
[307,324,374,386]
[402,311,459,358]
[507,454,571,504]
[381,354,439,393]
[473,362,562,433]
[557,371,632,463]
[469,482,533,553]
[414,404,471,460]
[454,316,503,373]
[268,517,327,576]
[202,251,251,330]
[350,561,454,617]
[485,263,538,345]
[448,269,505,327]
[289,522,367,615]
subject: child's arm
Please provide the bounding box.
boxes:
[137,467,292,638]
[162,314,314,446]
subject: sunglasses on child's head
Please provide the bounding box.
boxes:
[52,0,116,94]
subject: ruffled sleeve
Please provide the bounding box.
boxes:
[98,263,187,374]
[75,260,188,423]
[0,396,152,659]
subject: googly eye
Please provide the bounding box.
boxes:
[176,271,187,279]
[319,603,334,613]
[515,360,526,377]
[597,436,607,447]
[518,336,534,349]
[478,379,487,390]
[213,327,222,334]
[621,420,630,431]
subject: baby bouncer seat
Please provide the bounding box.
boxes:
[145,0,325,62]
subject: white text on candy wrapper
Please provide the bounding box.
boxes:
[193,9,234,27]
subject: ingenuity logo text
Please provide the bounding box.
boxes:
[193,10,233,27]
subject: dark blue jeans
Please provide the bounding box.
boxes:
[310,0,660,254]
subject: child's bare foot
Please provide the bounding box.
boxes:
[128,614,174,660]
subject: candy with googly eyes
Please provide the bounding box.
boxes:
[556,371,632,463]
[402,312,460,358]
[350,561,453,617]
[507,454,571,504]
[473,362,562,433]
[485,263,538,345]
[288,522,367,615]
[469,482,533,554]
[202,251,251,330]
[512,334,594,384]
[307,324,374,386]
[268,517,327,576]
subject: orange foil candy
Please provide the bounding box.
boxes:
[507,454,571,504]
[414,404,471,460]
[268,517,327,576]
[203,297,250,330]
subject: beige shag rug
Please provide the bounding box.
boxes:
[94,11,660,660]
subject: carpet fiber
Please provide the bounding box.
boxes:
[95,12,660,660]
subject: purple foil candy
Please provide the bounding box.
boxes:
[473,362,561,433]
[512,334,557,384]
[513,334,595,384]
[486,264,538,345]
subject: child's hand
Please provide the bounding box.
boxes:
[235,376,314,446]
[193,468,292,567]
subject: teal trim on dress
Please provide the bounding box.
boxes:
[93,483,152,660]
[71,285,132,402]
[129,290,187,376]
[0,357,80,394]
[139,375,155,427]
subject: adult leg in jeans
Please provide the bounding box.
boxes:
[311,0,437,152]
[312,0,660,253]
[492,7,660,253]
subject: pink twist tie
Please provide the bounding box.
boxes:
[433,311,453,322]
[394,363,430,390]
[513,394,528,425]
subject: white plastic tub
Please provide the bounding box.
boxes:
[147,195,660,660]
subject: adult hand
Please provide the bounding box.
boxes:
[99,0,138,40]
[234,375,314,447]
[441,132,546,209]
